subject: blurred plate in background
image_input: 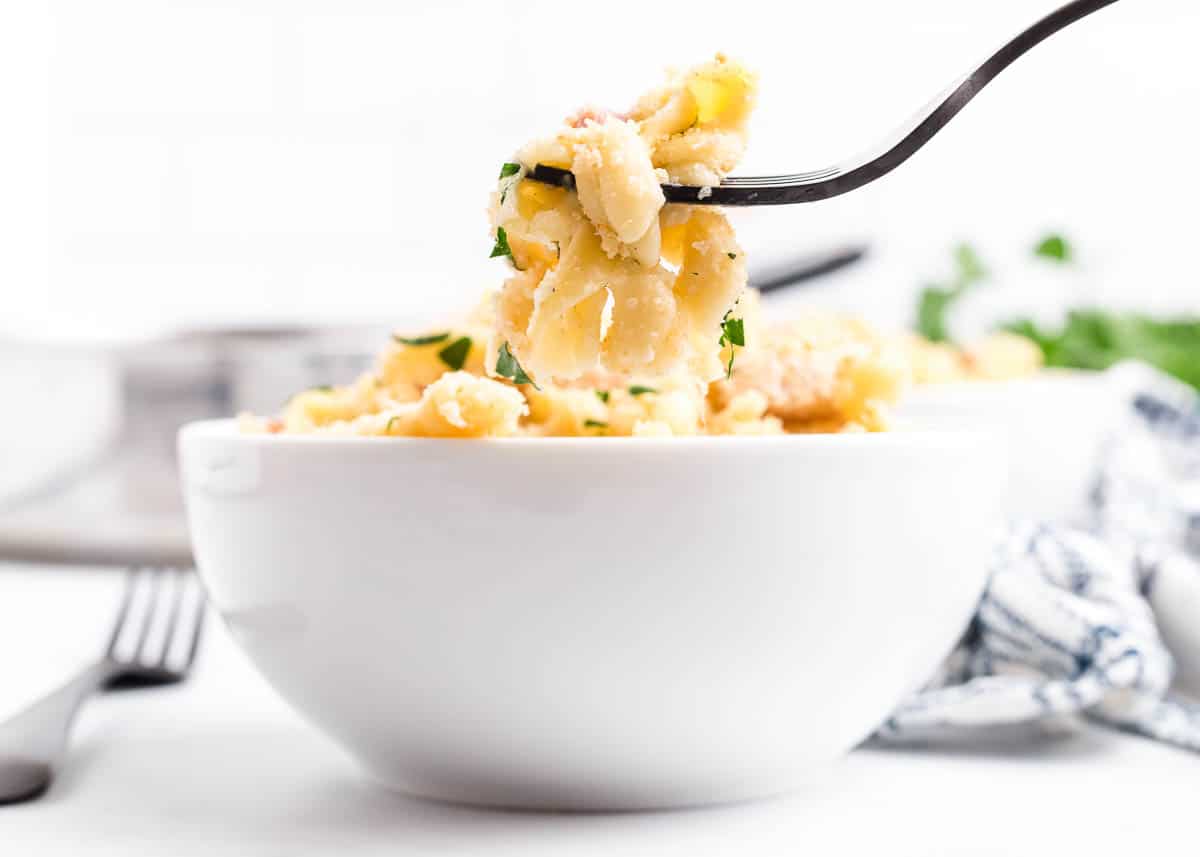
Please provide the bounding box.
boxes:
[0,325,388,567]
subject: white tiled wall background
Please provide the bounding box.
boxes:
[3,0,1198,343]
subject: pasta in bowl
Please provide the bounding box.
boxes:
[240,294,908,438]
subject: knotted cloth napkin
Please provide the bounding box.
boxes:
[876,363,1200,751]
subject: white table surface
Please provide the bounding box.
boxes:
[1,563,1195,856]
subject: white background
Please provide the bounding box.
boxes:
[1,0,1197,340]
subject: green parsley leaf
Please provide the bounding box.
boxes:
[490,226,522,269]
[499,163,522,204]
[495,341,539,388]
[595,390,610,403]
[727,252,737,260]
[393,332,451,346]
[1034,234,1072,262]
[628,385,657,396]
[386,416,401,433]
[583,420,608,429]
[720,314,745,348]
[718,310,746,378]
[490,226,512,259]
[437,336,472,371]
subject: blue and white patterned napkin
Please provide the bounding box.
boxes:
[877,363,1200,751]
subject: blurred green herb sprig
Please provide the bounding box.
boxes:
[1002,312,1200,390]
[915,243,989,342]
[913,233,1200,390]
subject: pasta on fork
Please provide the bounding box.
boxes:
[489,55,757,383]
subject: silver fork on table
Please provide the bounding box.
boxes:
[0,567,205,805]
[528,0,1120,205]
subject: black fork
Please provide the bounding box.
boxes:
[528,0,1120,205]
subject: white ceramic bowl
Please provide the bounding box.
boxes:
[895,369,1120,521]
[180,421,1005,810]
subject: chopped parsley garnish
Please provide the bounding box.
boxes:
[437,336,472,371]
[595,390,610,403]
[495,341,539,388]
[721,315,745,347]
[1034,233,1072,262]
[490,226,512,259]
[393,332,450,346]
[498,163,521,204]
[584,420,608,429]
[386,416,401,432]
[718,310,746,379]
[628,385,657,396]
[311,385,334,393]
[490,226,522,268]
[727,252,737,260]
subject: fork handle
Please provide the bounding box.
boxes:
[648,0,1122,205]
[0,660,116,771]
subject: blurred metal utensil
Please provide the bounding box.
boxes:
[0,567,205,805]
[751,244,868,294]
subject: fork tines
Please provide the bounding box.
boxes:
[107,568,205,681]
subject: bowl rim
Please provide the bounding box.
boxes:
[179,418,1000,455]
[902,367,1108,398]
